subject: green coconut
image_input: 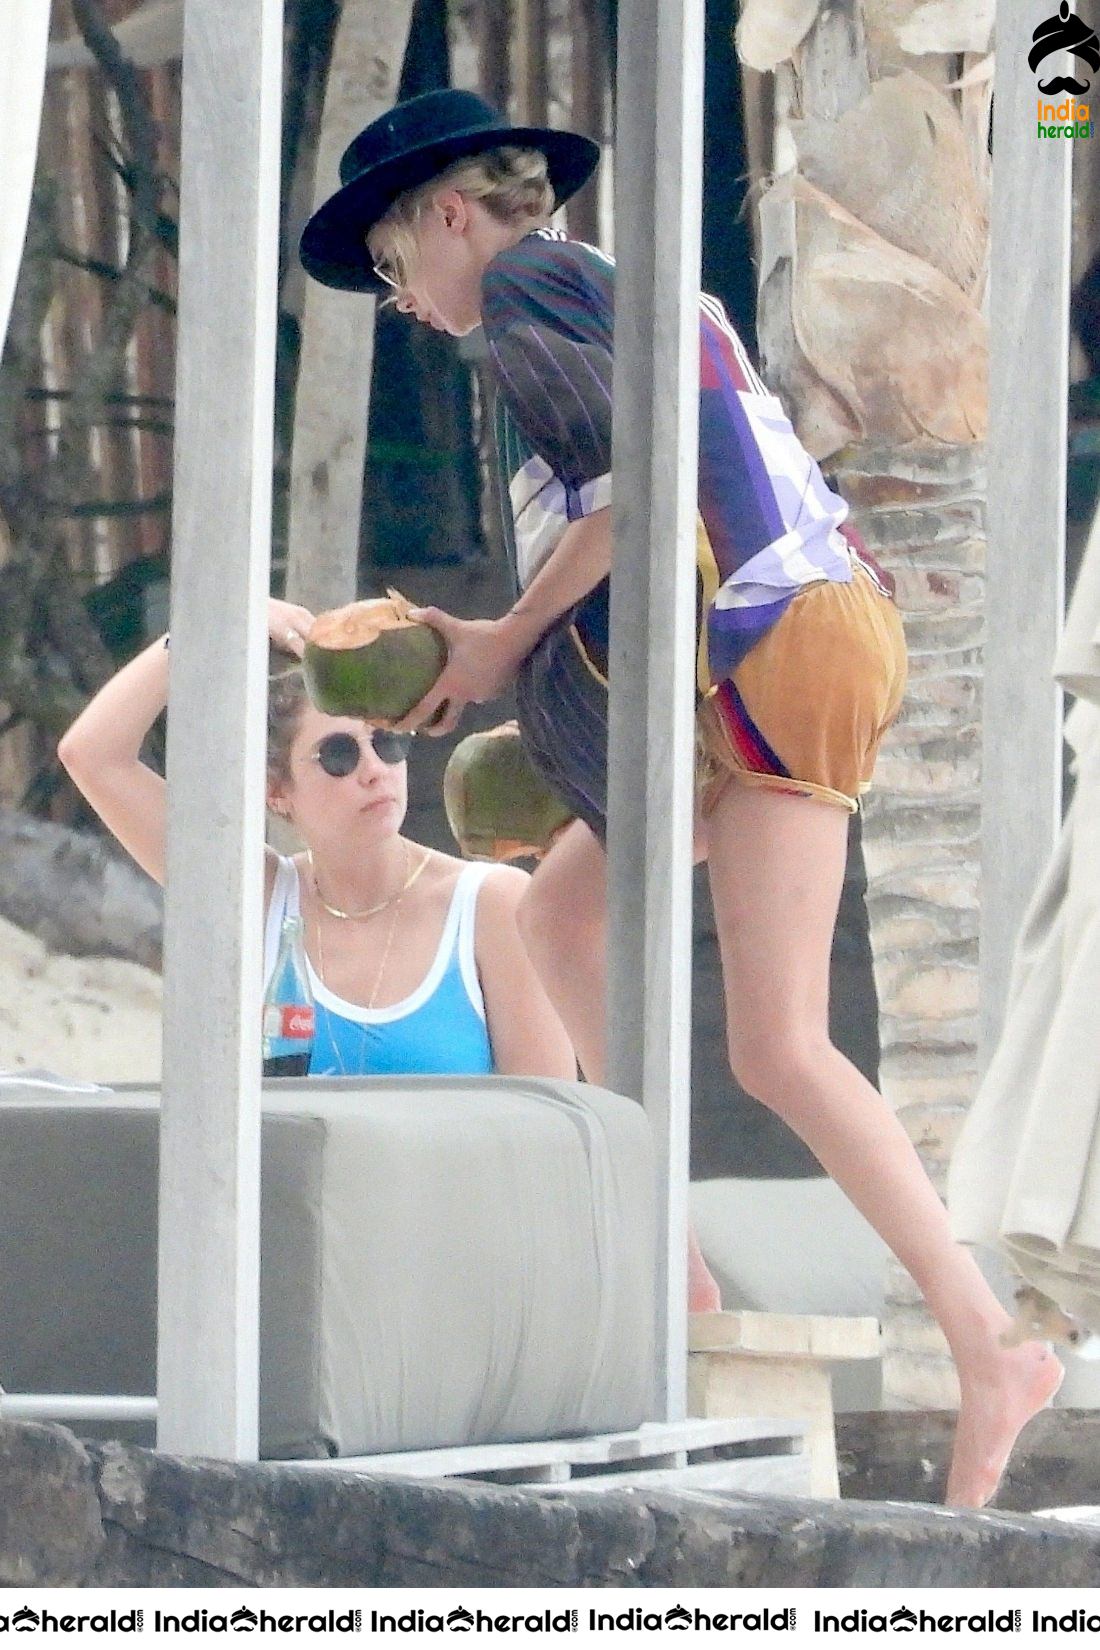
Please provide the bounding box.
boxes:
[302,589,447,727]
[444,722,575,862]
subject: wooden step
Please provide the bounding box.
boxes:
[689,1310,883,1500]
[689,1310,881,1361]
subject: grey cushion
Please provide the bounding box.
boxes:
[0,1078,654,1457]
[0,1103,325,1456]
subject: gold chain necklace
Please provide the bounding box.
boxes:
[310,847,431,1015]
[315,888,402,1014]
[308,841,428,921]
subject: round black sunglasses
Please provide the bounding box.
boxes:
[311,729,413,776]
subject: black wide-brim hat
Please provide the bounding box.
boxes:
[300,89,601,294]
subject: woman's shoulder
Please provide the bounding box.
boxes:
[470,866,531,954]
[472,862,529,904]
[416,847,525,901]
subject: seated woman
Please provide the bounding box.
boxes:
[57,597,576,1081]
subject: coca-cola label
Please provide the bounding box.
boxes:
[263,1004,314,1041]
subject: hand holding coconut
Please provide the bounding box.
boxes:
[302,590,447,725]
[395,607,541,737]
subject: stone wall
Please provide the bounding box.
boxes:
[833,443,987,1409]
[4,1420,1100,1589]
[836,1409,1100,1515]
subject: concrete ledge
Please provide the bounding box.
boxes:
[4,1421,1100,1586]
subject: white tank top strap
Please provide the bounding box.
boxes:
[262,854,302,989]
[265,853,491,1018]
[453,861,493,1024]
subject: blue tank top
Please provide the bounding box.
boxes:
[263,856,495,1078]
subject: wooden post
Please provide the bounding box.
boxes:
[158,0,283,1458]
[478,0,511,113]
[607,0,704,1423]
[980,3,1071,1061]
[285,0,417,612]
[514,0,549,127]
[567,0,605,246]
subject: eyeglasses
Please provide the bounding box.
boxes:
[369,208,419,292]
[311,730,413,776]
[372,258,403,292]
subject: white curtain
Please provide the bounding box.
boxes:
[0,0,52,354]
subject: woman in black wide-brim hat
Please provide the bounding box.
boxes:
[301,88,1063,1507]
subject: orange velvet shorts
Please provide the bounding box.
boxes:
[695,560,908,815]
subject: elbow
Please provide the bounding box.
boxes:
[56,726,90,782]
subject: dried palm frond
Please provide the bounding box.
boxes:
[893,0,994,57]
[954,53,994,230]
[860,0,993,79]
[735,0,822,73]
[790,70,987,299]
[758,173,987,458]
[949,53,994,90]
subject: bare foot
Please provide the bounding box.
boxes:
[945,1339,1064,1508]
[688,1229,722,1314]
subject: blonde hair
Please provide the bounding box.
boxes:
[368,145,554,288]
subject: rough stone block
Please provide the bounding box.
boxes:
[90,1445,607,1588]
[878,1041,976,1083]
[0,1423,104,1586]
[871,750,981,797]
[862,795,980,843]
[890,569,983,615]
[882,1307,954,1361]
[895,1102,968,1163]
[881,1349,961,1411]
[867,862,979,909]
[867,911,965,953]
[901,613,985,654]
[885,963,979,1021]
[838,1410,1100,1518]
[3,1423,1100,1588]
[894,675,981,722]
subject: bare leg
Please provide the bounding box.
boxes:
[518,822,608,1083]
[518,820,722,1313]
[704,782,1062,1508]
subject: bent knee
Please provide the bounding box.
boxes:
[517,867,602,958]
[728,1028,833,1117]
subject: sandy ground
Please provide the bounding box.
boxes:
[0,913,162,1084]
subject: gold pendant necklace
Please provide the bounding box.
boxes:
[309,841,429,921]
[311,846,431,1024]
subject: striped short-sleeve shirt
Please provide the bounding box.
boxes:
[480,227,863,693]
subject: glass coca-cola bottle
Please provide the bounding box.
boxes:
[262,914,315,1077]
